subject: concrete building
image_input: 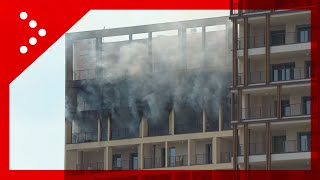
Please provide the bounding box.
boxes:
[230,5,311,170]
[65,17,234,170]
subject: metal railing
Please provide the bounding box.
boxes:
[220,152,232,163]
[72,131,98,144]
[238,144,244,156]
[168,155,188,167]
[249,71,265,84]
[73,69,96,80]
[175,122,202,134]
[249,143,266,155]
[270,31,310,46]
[271,140,310,154]
[282,103,310,117]
[112,158,139,170]
[191,154,212,165]
[242,105,276,120]
[237,73,244,85]
[148,127,169,137]
[271,67,310,82]
[110,127,139,140]
[143,157,165,169]
[76,162,104,170]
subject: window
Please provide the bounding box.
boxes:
[206,144,212,164]
[281,100,290,117]
[270,30,285,46]
[113,154,122,169]
[129,153,138,170]
[272,136,286,153]
[272,63,295,82]
[298,132,310,152]
[297,25,311,43]
[305,61,311,79]
[302,96,311,115]
[169,147,176,167]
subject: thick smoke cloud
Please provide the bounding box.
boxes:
[68,28,231,135]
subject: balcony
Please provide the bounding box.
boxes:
[72,131,98,144]
[144,157,165,169]
[271,139,310,154]
[110,127,139,140]
[76,162,104,170]
[112,158,139,170]
[220,152,232,163]
[242,105,276,120]
[282,103,310,117]
[249,71,265,84]
[271,67,310,83]
[168,155,188,167]
[190,154,212,165]
[249,143,266,155]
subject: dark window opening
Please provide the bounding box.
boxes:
[272,63,295,82]
[270,30,285,46]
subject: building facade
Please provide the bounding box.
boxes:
[65,17,234,170]
[230,5,311,170]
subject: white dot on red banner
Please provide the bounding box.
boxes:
[29,20,37,28]
[38,29,46,37]
[29,37,37,45]
[20,12,28,20]
[20,46,28,54]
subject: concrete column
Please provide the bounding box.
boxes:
[212,137,217,164]
[266,122,271,170]
[96,37,102,78]
[148,32,153,72]
[107,116,111,141]
[169,110,175,135]
[219,107,223,131]
[232,125,238,170]
[244,17,249,86]
[138,144,144,169]
[165,141,168,167]
[266,14,271,84]
[65,35,73,81]
[238,89,242,122]
[203,111,206,132]
[65,121,72,144]
[277,85,282,119]
[139,118,144,138]
[97,117,101,142]
[187,139,191,166]
[244,124,249,170]
[104,146,112,170]
[232,19,238,87]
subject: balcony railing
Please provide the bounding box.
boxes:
[249,71,265,84]
[175,122,202,134]
[72,131,98,144]
[112,158,139,170]
[148,127,169,137]
[237,73,244,85]
[144,157,165,169]
[238,144,244,156]
[271,67,310,82]
[110,127,139,140]
[282,103,310,117]
[76,162,104,170]
[249,143,266,155]
[168,155,188,167]
[220,152,232,163]
[242,105,276,120]
[272,139,310,154]
[191,154,212,165]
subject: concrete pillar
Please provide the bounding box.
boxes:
[266,14,271,84]
[244,17,249,86]
[187,139,191,166]
[165,141,168,167]
[212,137,217,164]
[266,122,271,170]
[138,144,144,169]
[203,111,206,132]
[107,116,111,141]
[97,117,101,142]
[277,85,282,119]
[65,35,73,81]
[244,124,249,170]
[65,121,72,144]
[104,146,112,170]
[169,110,175,135]
[219,107,223,131]
[233,125,238,170]
[232,19,238,87]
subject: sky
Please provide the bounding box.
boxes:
[9,10,228,170]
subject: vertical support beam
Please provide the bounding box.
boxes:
[232,125,238,169]
[214,137,220,164]
[179,28,187,69]
[139,118,144,138]
[104,146,112,170]
[187,139,191,166]
[165,141,168,167]
[138,143,144,169]
[202,26,206,63]
[169,110,175,135]
[219,107,223,131]
[203,111,206,132]
[243,17,249,86]
[107,116,111,141]
[238,89,242,122]
[232,19,238,87]
[129,34,133,41]
[266,122,271,170]
[148,32,153,72]
[97,118,101,142]
[244,123,249,170]
[65,35,74,81]
[265,14,271,84]
[277,85,282,119]
[247,94,250,119]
